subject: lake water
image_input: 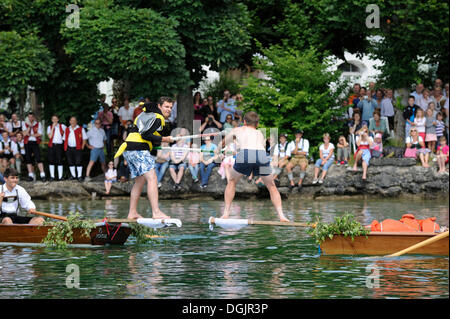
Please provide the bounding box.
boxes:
[0,197,448,299]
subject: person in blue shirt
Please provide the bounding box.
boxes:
[403,96,419,139]
[199,136,219,188]
[217,90,236,123]
[357,87,378,125]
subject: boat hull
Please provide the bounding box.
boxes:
[320,232,449,256]
[0,224,132,246]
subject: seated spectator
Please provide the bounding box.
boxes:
[231,119,240,128]
[370,133,383,158]
[14,132,25,175]
[414,108,426,141]
[271,133,290,182]
[104,161,117,195]
[348,111,363,135]
[117,156,130,182]
[312,133,335,184]
[425,108,437,153]
[223,114,233,129]
[155,141,171,188]
[353,126,373,181]
[336,135,350,165]
[368,111,387,139]
[0,131,17,174]
[188,143,201,183]
[218,136,237,182]
[169,135,188,190]
[200,113,222,133]
[286,129,309,190]
[436,136,449,173]
[380,89,395,132]
[404,127,430,168]
[199,136,218,188]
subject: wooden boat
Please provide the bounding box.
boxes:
[320,232,449,256]
[0,222,132,247]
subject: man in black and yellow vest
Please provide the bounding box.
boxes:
[115,97,174,220]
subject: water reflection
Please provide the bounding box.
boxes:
[0,197,447,298]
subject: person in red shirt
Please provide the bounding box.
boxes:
[64,117,87,181]
[22,112,46,182]
[132,99,145,121]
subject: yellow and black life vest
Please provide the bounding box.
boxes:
[114,112,165,158]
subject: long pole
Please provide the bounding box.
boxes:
[171,131,224,141]
[387,231,449,257]
[30,211,68,221]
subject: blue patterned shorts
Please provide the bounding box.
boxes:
[123,150,155,179]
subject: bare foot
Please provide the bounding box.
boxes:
[279,215,290,222]
[220,212,230,219]
[353,165,357,171]
[127,213,144,220]
[152,211,170,219]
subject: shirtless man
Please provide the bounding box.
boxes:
[220,111,289,222]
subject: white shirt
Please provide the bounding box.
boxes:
[47,124,66,145]
[406,136,424,145]
[411,91,423,104]
[0,184,36,214]
[356,136,374,146]
[22,121,42,142]
[86,126,106,148]
[118,106,135,122]
[319,143,335,159]
[287,139,309,157]
[380,97,395,117]
[105,169,117,180]
[0,138,18,156]
[273,142,289,158]
[64,125,87,147]
[171,143,188,161]
[414,117,426,133]
[16,140,25,155]
[6,120,23,133]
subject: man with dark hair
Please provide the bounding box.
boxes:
[22,112,46,182]
[220,111,289,222]
[47,114,66,181]
[403,96,419,139]
[115,96,174,220]
[0,168,43,225]
[64,116,87,181]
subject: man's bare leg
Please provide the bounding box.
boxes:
[261,175,289,222]
[127,175,145,219]
[221,168,242,219]
[29,217,44,225]
[143,170,170,219]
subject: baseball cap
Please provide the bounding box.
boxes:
[279,133,288,138]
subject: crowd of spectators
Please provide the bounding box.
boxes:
[0,80,448,192]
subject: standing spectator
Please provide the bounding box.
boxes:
[348,83,361,106]
[203,96,220,121]
[403,96,419,139]
[431,87,446,111]
[98,104,114,158]
[22,112,46,182]
[85,119,107,181]
[188,143,201,183]
[168,99,177,128]
[374,89,384,110]
[132,99,145,121]
[425,108,437,153]
[169,135,188,190]
[369,111,387,139]
[64,116,87,181]
[193,92,204,122]
[104,161,117,195]
[271,133,290,182]
[411,83,424,102]
[353,126,373,181]
[435,112,445,144]
[0,115,8,137]
[200,98,209,123]
[118,98,135,138]
[199,136,218,188]
[381,89,395,132]
[6,113,23,142]
[418,89,433,111]
[14,132,25,175]
[427,101,438,119]
[285,129,309,190]
[0,131,17,173]
[357,87,377,125]
[199,113,223,133]
[312,133,335,184]
[368,81,377,99]
[414,108,426,141]
[436,136,448,173]
[110,97,120,146]
[336,135,350,165]
[217,90,236,123]
[47,115,66,181]
[348,111,363,135]
[155,142,171,188]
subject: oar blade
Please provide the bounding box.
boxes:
[208,217,249,230]
[137,218,182,229]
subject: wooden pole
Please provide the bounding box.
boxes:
[30,211,68,222]
[387,231,449,257]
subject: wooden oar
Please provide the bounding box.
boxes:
[30,211,68,221]
[387,231,449,257]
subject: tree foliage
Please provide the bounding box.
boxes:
[241,46,348,156]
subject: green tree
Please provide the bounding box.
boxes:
[241,46,347,157]
[0,31,54,116]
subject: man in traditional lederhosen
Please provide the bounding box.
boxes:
[0,168,43,225]
[64,116,87,181]
[22,112,47,182]
[14,132,26,175]
[47,115,66,181]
